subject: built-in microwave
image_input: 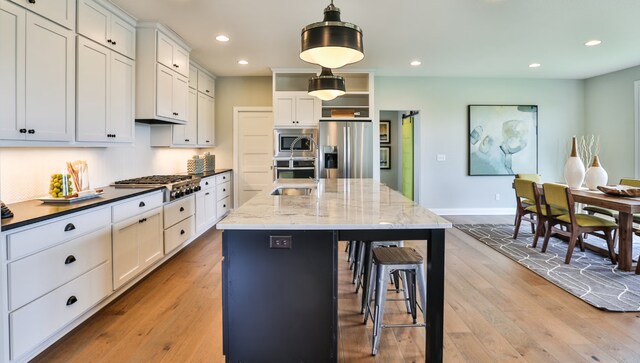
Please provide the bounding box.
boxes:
[273,157,316,180]
[274,128,318,158]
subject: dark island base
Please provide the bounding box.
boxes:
[222,228,445,363]
[222,230,339,362]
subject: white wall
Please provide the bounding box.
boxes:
[375,77,585,212]
[0,124,208,203]
[584,64,640,182]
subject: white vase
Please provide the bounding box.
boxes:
[564,136,585,189]
[585,155,608,191]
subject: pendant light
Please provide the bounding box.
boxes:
[300,1,364,69]
[308,68,346,101]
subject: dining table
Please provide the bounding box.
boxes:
[571,189,640,271]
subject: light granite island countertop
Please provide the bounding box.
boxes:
[218,178,450,363]
[217,178,452,230]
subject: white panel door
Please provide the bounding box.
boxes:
[109,15,135,59]
[0,0,25,140]
[109,52,134,142]
[296,94,320,127]
[156,31,174,69]
[76,37,109,142]
[77,0,109,47]
[25,12,74,141]
[274,93,295,127]
[237,110,274,206]
[173,88,197,145]
[11,0,76,30]
[173,46,189,77]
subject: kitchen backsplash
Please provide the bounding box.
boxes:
[0,124,214,203]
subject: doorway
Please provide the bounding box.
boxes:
[379,110,420,201]
[233,107,273,207]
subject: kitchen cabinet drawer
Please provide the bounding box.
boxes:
[8,226,111,311]
[163,194,194,228]
[9,261,111,360]
[217,196,231,218]
[164,215,194,254]
[6,207,110,261]
[217,181,231,200]
[199,177,215,190]
[10,0,76,30]
[216,172,231,185]
[112,191,163,223]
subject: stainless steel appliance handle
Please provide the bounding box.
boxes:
[275,167,315,170]
[343,127,348,178]
[346,126,351,178]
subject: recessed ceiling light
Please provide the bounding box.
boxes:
[215,35,229,42]
[410,60,422,66]
[529,63,541,68]
[584,40,602,47]
[238,60,248,65]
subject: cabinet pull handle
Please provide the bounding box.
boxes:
[206,90,210,93]
[107,39,112,44]
[66,296,78,306]
[179,207,185,212]
[206,140,210,143]
[205,192,209,196]
[112,40,116,45]
[180,229,185,235]
[173,64,179,68]
[185,139,189,142]
[139,217,147,224]
[64,223,76,232]
[139,201,146,207]
[28,129,35,134]
[65,255,76,264]
[28,0,35,3]
[19,128,27,133]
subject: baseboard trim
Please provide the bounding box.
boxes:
[430,208,514,216]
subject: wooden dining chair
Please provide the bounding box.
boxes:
[513,174,542,233]
[541,183,618,264]
[513,179,538,238]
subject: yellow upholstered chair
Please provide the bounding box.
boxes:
[515,173,542,183]
[513,174,542,229]
[513,179,566,247]
[542,183,617,264]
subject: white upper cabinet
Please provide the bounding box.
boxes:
[0,3,74,142]
[188,64,197,89]
[157,31,189,77]
[135,23,191,124]
[77,0,136,59]
[197,92,215,146]
[197,70,215,97]
[171,88,197,145]
[9,0,75,30]
[109,52,134,141]
[273,91,320,128]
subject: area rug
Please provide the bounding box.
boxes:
[455,224,640,312]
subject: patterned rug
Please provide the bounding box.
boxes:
[455,224,640,312]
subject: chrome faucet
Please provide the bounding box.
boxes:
[290,135,320,182]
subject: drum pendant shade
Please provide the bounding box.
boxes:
[300,2,364,69]
[308,68,346,101]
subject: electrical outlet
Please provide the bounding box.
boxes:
[495,193,500,201]
[270,236,292,249]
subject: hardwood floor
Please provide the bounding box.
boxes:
[33,216,640,362]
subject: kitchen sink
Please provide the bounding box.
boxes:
[270,187,314,196]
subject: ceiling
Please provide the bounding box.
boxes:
[109,0,640,79]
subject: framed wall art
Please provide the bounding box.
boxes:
[379,120,390,144]
[468,105,538,176]
[380,146,391,169]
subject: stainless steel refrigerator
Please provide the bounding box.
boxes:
[319,121,373,179]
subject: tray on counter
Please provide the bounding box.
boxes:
[37,191,104,204]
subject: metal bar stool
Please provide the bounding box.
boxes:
[363,247,427,356]
[355,241,409,314]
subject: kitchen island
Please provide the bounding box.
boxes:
[217,179,451,362]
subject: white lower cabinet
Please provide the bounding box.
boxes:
[195,177,217,233]
[163,195,195,254]
[112,206,163,289]
[9,262,112,360]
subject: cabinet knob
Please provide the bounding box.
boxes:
[206,90,210,93]
[107,39,112,44]
[139,201,146,207]
[112,40,117,45]
[64,223,76,232]
[180,229,185,235]
[28,129,35,134]
[205,181,209,185]
[179,207,185,212]
[173,64,179,68]
[223,188,226,192]
[66,296,78,306]
[206,140,210,143]
[65,255,77,265]
[19,128,27,133]
[28,0,35,3]
[223,204,226,208]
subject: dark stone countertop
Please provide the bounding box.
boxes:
[186,168,233,179]
[1,186,164,232]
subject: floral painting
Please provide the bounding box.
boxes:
[468,105,538,176]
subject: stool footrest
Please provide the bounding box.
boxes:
[382,323,427,329]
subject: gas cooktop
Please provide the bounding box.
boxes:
[113,175,201,202]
